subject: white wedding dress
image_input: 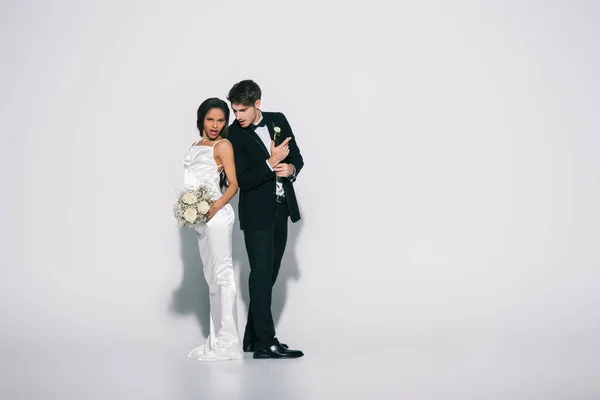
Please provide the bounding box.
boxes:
[183,140,243,361]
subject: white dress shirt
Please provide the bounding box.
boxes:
[253,113,293,196]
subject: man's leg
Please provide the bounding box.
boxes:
[243,225,279,351]
[243,203,288,348]
[250,201,303,359]
[242,307,255,348]
[272,202,289,283]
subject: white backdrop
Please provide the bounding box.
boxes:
[1,0,599,398]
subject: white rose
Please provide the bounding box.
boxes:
[197,200,211,215]
[274,127,281,134]
[183,207,198,223]
[182,193,198,204]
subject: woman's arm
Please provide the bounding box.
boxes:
[206,140,238,218]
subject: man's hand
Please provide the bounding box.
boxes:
[268,137,292,168]
[274,163,295,178]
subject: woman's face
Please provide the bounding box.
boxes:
[202,108,226,140]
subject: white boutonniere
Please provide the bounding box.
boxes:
[273,125,281,143]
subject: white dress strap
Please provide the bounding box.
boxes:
[213,139,229,173]
[212,138,230,147]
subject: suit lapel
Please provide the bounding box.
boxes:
[241,125,270,156]
[264,113,275,141]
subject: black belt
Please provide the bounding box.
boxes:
[275,194,286,204]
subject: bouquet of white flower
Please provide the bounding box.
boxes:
[173,186,214,228]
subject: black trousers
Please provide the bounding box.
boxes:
[242,201,289,350]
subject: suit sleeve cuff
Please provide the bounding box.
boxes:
[265,159,274,171]
[288,164,296,180]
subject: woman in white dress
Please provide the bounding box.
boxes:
[183,98,243,361]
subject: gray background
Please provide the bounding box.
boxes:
[1,0,599,398]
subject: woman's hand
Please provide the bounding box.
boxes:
[206,199,224,220]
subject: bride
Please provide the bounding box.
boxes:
[183,98,243,361]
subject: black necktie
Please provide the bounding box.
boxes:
[250,119,266,130]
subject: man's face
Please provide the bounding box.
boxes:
[231,100,261,128]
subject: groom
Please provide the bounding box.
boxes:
[226,80,304,359]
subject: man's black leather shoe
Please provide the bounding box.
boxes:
[244,343,288,352]
[253,343,303,359]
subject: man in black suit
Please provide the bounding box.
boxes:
[226,80,304,359]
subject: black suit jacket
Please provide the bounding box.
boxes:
[227,111,304,231]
